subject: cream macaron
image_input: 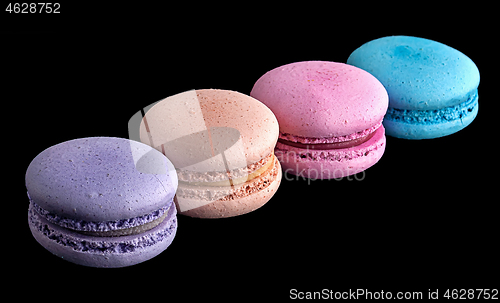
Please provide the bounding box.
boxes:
[138,89,281,218]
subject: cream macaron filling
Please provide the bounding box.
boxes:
[175,152,279,204]
[80,210,170,237]
[177,152,275,187]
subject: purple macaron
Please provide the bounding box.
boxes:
[27,137,178,268]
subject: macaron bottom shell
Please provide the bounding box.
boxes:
[28,202,177,268]
[383,96,478,139]
[276,126,386,179]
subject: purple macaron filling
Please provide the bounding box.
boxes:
[29,192,172,234]
[28,202,177,254]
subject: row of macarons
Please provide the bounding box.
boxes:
[27,35,479,267]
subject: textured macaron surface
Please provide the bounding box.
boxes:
[26,137,178,224]
[140,89,279,168]
[346,36,480,111]
[196,89,279,164]
[250,61,388,140]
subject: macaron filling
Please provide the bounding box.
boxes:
[176,153,280,201]
[29,202,177,254]
[80,210,170,237]
[176,152,275,185]
[218,154,279,201]
[278,132,376,150]
[30,198,172,237]
[275,125,385,165]
[277,122,381,151]
[177,152,275,187]
[384,90,478,124]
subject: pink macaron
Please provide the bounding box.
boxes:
[250,61,388,179]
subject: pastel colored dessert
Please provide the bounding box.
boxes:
[347,35,480,139]
[250,61,388,179]
[138,89,281,218]
[27,137,178,268]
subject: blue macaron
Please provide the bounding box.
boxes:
[347,36,479,139]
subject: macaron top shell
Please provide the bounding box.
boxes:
[250,61,388,140]
[196,89,279,163]
[346,35,480,110]
[140,89,279,167]
[26,137,178,222]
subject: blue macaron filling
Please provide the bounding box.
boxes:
[384,90,478,125]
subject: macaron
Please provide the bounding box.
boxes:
[138,89,281,218]
[347,35,480,139]
[27,137,178,268]
[250,61,388,179]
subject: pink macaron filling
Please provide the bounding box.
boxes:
[275,125,386,179]
[278,131,375,150]
[277,121,381,151]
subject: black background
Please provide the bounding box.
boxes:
[5,3,496,300]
